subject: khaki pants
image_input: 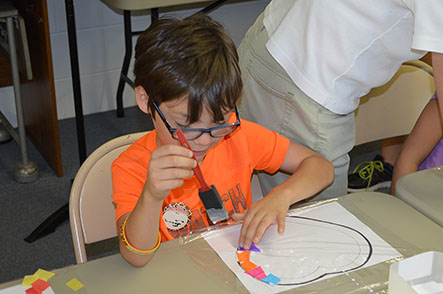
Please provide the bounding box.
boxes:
[239,13,355,201]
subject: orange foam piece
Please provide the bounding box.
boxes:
[236,251,251,264]
[241,261,257,272]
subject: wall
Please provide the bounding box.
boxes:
[0,0,270,126]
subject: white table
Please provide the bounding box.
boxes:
[395,165,443,226]
[2,192,443,293]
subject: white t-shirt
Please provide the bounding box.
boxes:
[264,0,443,114]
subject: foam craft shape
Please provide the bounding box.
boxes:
[22,275,38,287]
[25,288,39,294]
[34,269,55,281]
[66,278,84,291]
[32,279,50,293]
[246,266,266,280]
[241,261,258,272]
[262,274,281,285]
[238,242,261,252]
[204,202,402,293]
[236,251,251,263]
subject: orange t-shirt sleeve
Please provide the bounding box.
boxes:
[240,119,290,173]
[111,134,153,225]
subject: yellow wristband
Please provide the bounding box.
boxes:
[120,217,161,255]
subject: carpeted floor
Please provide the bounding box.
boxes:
[0,106,153,283]
[0,106,384,284]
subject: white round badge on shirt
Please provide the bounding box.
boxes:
[162,202,192,231]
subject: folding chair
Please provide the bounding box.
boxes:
[354,60,435,146]
[69,131,149,264]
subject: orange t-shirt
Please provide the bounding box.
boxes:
[111,116,290,242]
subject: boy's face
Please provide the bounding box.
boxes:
[136,87,230,164]
[154,98,230,164]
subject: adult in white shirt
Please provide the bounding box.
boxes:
[239,0,443,200]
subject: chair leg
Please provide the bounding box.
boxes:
[116,10,132,118]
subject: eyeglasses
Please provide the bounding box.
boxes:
[152,100,241,141]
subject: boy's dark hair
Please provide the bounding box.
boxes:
[134,13,242,123]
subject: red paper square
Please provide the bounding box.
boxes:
[31,279,50,293]
[25,288,39,294]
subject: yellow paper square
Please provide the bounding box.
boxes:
[34,269,55,281]
[66,278,84,291]
[22,274,38,287]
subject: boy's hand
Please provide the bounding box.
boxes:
[143,144,196,201]
[232,192,290,250]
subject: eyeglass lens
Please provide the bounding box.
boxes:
[172,125,237,140]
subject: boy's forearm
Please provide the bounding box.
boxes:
[272,155,334,205]
[119,190,164,267]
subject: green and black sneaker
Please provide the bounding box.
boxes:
[347,155,393,193]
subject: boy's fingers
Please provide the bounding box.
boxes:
[238,221,248,248]
[145,178,184,200]
[157,179,184,191]
[158,155,196,169]
[241,213,286,249]
[252,216,273,244]
[153,144,194,159]
[238,209,257,247]
[231,212,245,222]
[277,215,285,234]
[161,167,194,180]
[240,213,263,249]
[149,165,193,182]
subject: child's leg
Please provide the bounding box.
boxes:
[391,99,443,194]
[380,136,407,166]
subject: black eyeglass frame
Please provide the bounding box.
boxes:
[151,100,241,141]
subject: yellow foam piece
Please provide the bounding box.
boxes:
[22,275,38,287]
[66,278,84,291]
[34,269,55,281]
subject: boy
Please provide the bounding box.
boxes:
[111,14,334,267]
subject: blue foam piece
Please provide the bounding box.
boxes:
[261,274,281,286]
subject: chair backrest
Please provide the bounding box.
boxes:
[354,60,435,146]
[69,131,150,264]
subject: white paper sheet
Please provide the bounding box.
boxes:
[203,202,402,294]
[0,285,27,294]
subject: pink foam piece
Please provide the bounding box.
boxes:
[246,266,266,280]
